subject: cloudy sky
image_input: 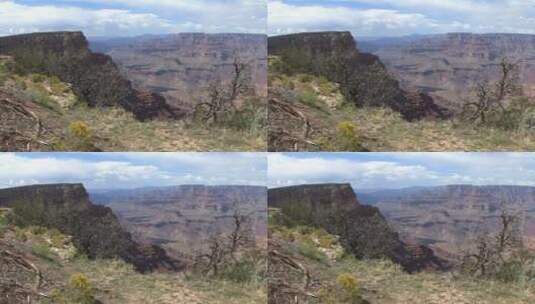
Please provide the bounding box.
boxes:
[0,153,267,190]
[268,0,535,36]
[268,153,535,189]
[0,0,266,37]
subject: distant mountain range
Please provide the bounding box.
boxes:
[358,184,535,259]
[90,185,267,259]
[359,33,535,110]
[90,33,267,110]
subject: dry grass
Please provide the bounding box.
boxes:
[349,107,535,151]
[1,66,266,152]
[337,258,535,304]
[1,218,266,304]
[69,258,266,304]
[63,104,266,152]
[270,222,535,304]
[271,73,535,151]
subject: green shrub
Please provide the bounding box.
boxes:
[297,240,328,264]
[31,243,55,262]
[14,227,28,242]
[220,260,256,283]
[221,102,266,135]
[299,89,325,111]
[0,62,8,85]
[50,228,66,247]
[29,225,47,235]
[298,74,313,83]
[317,76,337,94]
[319,273,367,304]
[0,211,9,237]
[51,273,96,304]
[50,76,69,94]
[31,73,46,83]
[27,88,59,112]
[14,77,27,90]
[69,121,91,139]
[321,121,367,151]
[54,121,99,151]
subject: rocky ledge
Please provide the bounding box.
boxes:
[0,183,183,273]
[268,183,449,272]
[0,31,182,121]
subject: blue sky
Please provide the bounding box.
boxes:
[2,152,534,191]
[268,0,535,36]
[0,153,267,189]
[268,153,535,189]
[0,0,266,37]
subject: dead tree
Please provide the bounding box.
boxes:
[193,201,253,276]
[461,208,523,277]
[462,57,523,124]
[194,55,251,123]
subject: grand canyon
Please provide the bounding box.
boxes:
[90,185,268,259]
[268,31,535,151]
[90,33,267,111]
[0,183,267,303]
[0,31,267,152]
[361,33,535,110]
[358,185,535,260]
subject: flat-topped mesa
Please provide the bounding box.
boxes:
[269,31,358,58]
[268,183,360,214]
[268,183,448,272]
[0,183,183,273]
[0,31,180,121]
[268,31,450,120]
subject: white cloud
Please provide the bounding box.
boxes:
[0,0,266,36]
[268,153,535,189]
[268,0,535,36]
[0,1,176,36]
[267,153,439,188]
[0,153,267,189]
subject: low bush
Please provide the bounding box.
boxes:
[54,121,99,151]
[320,121,367,151]
[27,88,60,112]
[297,240,328,264]
[319,272,367,304]
[298,74,313,83]
[30,73,46,83]
[299,89,325,111]
[31,243,55,262]
[50,273,96,304]
[220,101,267,135]
[219,260,257,283]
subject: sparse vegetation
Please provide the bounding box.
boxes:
[269,206,535,304]
[31,243,56,262]
[1,207,265,304]
[269,56,535,151]
[194,203,262,279]
[461,208,535,284]
[461,57,535,133]
[1,53,265,152]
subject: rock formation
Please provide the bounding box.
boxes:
[370,33,535,109]
[0,31,180,121]
[90,33,267,110]
[268,183,448,272]
[0,184,182,273]
[358,185,535,259]
[90,185,268,258]
[268,31,450,120]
